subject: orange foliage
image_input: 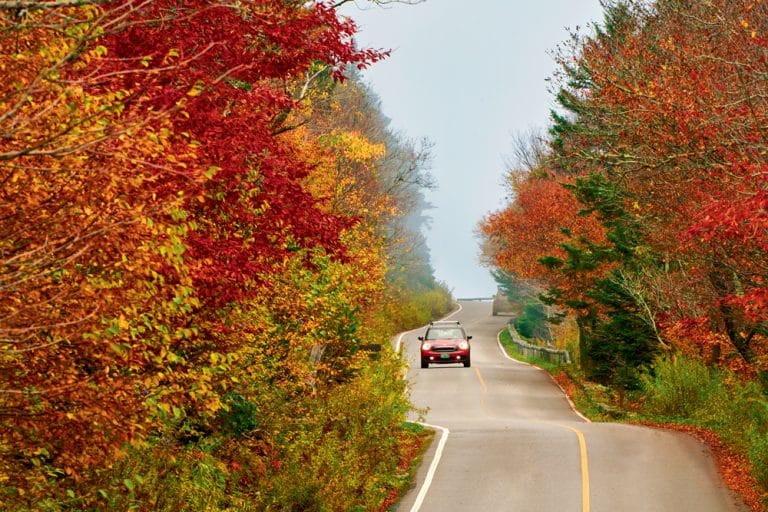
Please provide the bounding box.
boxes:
[0,5,202,482]
[481,173,607,296]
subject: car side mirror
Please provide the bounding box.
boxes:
[467,336,473,340]
[417,336,424,341]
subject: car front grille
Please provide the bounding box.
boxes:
[432,346,456,352]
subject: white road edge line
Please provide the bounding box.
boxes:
[390,302,462,511]
[495,329,591,423]
[409,422,449,512]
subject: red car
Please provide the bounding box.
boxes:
[418,321,472,368]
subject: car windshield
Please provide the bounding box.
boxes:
[426,328,464,340]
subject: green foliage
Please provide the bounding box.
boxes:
[415,285,454,322]
[22,353,411,512]
[11,442,243,512]
[381,280,453,334]
[514,302,549,340]
[514,317,535,339]
[492,270,555,342]
[265,355,409,511]
[641,356,723,418]
[220,394,259,437]
[582,272,659,389]
[537,172,660,388]
[400,421,426,435]
[748,428,768,489]
[594,0,636,45]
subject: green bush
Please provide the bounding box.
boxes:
[264,353,410,511]
[20,350,412,512]
[641,355,721,418]
[91,445,245,512]
[514,317,535,338]
[220,393,259,437]
[16,276,446,511]
[377,283,453,335]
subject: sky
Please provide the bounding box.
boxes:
[341,1,606,298]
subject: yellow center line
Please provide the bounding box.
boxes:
[475,364,589,511]
[474,366,488,395]
[555,423,590,512]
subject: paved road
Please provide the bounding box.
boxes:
[395,300,748,512]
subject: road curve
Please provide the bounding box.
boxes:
[395,300,748,512]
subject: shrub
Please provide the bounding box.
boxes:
[220,393,259,437]
[264,353,410,511]
[514,316,534,338]
[641,355,721,418]
[90,445,243,512]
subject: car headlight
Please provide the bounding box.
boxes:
[421,343,432,351]
[458,341,469,350]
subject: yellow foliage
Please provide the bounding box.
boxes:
[334,130,386,161]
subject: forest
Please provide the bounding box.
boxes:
[0,1,451,510]
[481,0,768,500]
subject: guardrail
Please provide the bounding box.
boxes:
[506,325,571,364]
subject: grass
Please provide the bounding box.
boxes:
[497,328,561,372]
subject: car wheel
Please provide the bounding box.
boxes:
[463,359,471,368]
[421,361,429,369]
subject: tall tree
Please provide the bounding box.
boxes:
[0,0,388,496]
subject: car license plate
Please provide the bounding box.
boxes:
[440,353,450,360]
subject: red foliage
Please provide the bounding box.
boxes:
[552,370,580,401]
[660,317,766,377]
[542,0,768,364]
[101,0,388,306]
[481,173,608,304]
